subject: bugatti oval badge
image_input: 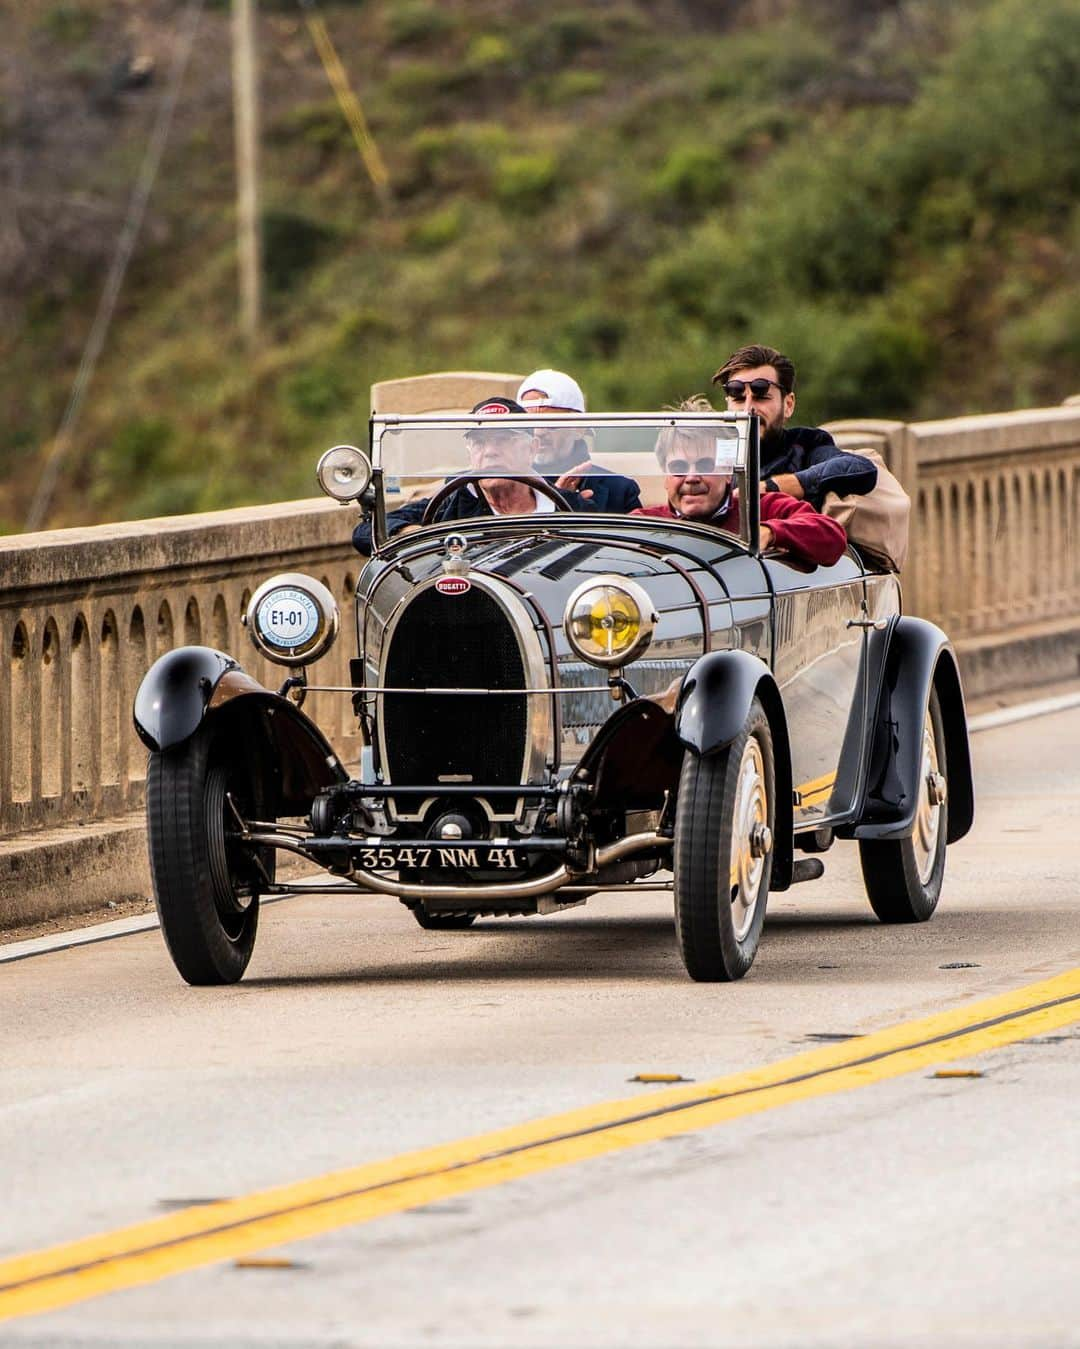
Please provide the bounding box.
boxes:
[435,576,472,596]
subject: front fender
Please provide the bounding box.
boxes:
[134,646,239,752]
[676,650,794,891]
[845,616,974,842]
[676,649,774,756]
[134,646,348,815]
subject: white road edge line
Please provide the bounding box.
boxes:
[4,688,1079,965]
[0,892,296,966]
[967,689,1080,732]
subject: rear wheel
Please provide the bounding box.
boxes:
[146,720,273,984]
[859,688,948,923]
[674,698,775,981]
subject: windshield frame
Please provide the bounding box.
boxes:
[366,411,762,554]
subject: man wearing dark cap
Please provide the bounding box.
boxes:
[352,398,598,555]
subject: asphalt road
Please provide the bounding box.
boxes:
[1,706,1078,1347]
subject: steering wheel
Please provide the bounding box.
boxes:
[420,474,573,526]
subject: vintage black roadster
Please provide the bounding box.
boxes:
[134,409,973,985]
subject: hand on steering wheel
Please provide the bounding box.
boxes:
[419,475,573,526]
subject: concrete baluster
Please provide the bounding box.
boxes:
[70,614,94,796]
[99,611,121,789]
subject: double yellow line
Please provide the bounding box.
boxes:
[2,966,1078,1323]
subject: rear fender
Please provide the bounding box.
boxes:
[843,617,974,842]
[675,651,794,891]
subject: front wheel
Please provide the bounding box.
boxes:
[859,688,948,923]
[146,719,273,984]
[674,698,775,981]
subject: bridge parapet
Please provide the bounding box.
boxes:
[0,497,359,842]
[828,406,1080,691]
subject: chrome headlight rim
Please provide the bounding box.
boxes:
[563,575,658,669]
[244,573,340,667]
[316,444,373,502]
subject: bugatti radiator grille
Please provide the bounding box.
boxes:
[382,586,528,785]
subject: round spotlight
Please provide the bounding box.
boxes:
[564,576,658,668]
[316,444,372,502]
[244,573,339,666]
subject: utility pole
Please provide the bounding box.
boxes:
[232,0,261,343]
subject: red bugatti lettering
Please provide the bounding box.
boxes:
[435,576,472,596]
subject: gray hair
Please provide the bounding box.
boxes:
[654,395,716,467]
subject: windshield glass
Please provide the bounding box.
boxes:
[372,413,751,532]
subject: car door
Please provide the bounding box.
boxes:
[764,551,868,828]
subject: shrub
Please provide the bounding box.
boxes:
[493,152,559,212]
[333,307,401,347]
[275,100,350,153]
[386,2,453,49]
[522,11,609,71]
[651,145,731,214]
[409,123,510,191]
[561,312,628,361]
[104,418,173,481]
[284,366,348,418]
[542,70,607,105]
[801,311,932,420]
[39,4,97,43]
[465,34,514,74]
[261,211,337,294]
[410,202,466,251]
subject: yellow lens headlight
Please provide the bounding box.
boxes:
[564,578,658,668]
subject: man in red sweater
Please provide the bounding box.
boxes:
[631,399,848,568]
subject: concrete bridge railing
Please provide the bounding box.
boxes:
[827,405,1080,692]
[2,392,1078,928]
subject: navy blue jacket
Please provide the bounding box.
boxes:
[352,478,601,556]
[763,427,877,507]
[571,463,642,513]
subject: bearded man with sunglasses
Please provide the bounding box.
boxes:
[713,344,877,506]
[631,398,847,567]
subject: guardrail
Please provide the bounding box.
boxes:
[2,397,1078,927]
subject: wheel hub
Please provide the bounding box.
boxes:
[749,823,773,858]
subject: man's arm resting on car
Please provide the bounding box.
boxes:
[789,448,878,504]
[761,493,848,567]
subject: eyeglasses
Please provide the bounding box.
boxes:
[664,457,726,476]
[722,378,784,402]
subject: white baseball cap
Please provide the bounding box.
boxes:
[516,369,586,413]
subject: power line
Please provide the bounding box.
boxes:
[23,0,206,534]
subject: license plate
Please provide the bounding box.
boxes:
[356,843,527,872]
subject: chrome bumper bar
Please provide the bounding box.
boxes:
[246,829,669,902]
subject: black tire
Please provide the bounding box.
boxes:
[674,697,775,982]
[146,720,273,984]
[412,908,477,930]
[859,687,948,923]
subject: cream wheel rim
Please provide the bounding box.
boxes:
[913,711,944,886]
[728,737,769,941]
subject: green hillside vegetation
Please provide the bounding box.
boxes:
[2,0,1079,529]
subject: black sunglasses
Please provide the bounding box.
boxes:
[722,378,784,401]
[665,457,725,476]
